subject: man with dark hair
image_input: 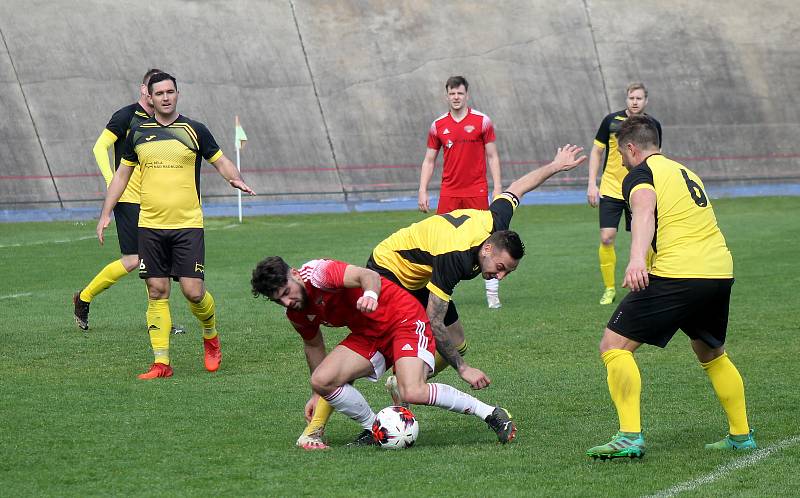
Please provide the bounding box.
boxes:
[252,256,516,449]
[96,72,255,379]
[586,115,755,460]
[73,68,163,330]
[419,75,504,308]
[587,82,662,306]
[295,144,586,448]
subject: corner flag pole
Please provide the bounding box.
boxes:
[234,115,247,223]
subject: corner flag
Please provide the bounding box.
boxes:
[235,115,248,150]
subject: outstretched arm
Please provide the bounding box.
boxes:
[211,154,256,195]
[342,265,382,313]
[506,144,587,200]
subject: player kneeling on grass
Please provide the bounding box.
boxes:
[251,256,516,449]
[586,116,756,460]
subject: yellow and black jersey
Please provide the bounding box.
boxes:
[370,192,519,301]
[622,154,732,279]
[105,102,150,204]
[595,110,662,200]
[120,114,223,229]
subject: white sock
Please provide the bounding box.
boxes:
[427,383,494,420]
[323,384,376,429]
[485,278,499,295]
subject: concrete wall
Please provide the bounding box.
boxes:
[0,0,797,209]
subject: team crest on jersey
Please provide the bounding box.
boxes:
[446,139,454,149]
[464,125,475,133]
[442,128,450,135]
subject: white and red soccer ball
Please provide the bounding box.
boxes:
[371,406,419,449]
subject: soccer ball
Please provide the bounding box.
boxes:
[371,406,419,449]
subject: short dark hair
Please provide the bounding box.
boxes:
[617,115,660,150]
[445,76,469,92]
[251,256,291,298]
[147,71,177,94]
[142,68,164,85]
[486,230,525,260]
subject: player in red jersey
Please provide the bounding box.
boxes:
[418,75,503,308]
[251,256,516,449]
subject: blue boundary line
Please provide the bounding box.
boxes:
[2,183,799,223]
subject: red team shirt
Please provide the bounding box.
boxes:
[286,259,436,378]
[427,108,496,198]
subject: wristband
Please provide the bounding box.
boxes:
[362,290,378,301]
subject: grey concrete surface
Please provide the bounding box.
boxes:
[0,0,797,209]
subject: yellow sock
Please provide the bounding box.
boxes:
[702,353,750,435]
[602,349,641,433]
[599,244,616,289]
[80,259,129,302]
[303,397,334,436]
[189,291,217,339]
[146,298,171,365]
[432,340,468,377]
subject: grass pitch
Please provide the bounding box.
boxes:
[1,196,798,496]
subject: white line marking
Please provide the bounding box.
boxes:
[0,235,96,249]
[0,292,32,300]
[643,435,800,498]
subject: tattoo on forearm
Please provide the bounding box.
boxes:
[428,299,463,370]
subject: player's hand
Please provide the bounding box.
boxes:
[304,394,320,422]
[356,293,378,313]
[96,213,111,245]
[230,178,256,195]
[418,190,430,213]
[552,144,587,172]
[458,365,491,390]
[623,258,649,292]
[587,184,600,207]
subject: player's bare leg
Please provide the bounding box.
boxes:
[311,345,378,446]
[394,357,516,443]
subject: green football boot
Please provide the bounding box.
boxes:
[705,430,757,450]
[587,431,645,460]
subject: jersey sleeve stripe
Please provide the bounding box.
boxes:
[208,150,223,163]
[426,282,451,302]
[120,158,138,167]
[593,139,607,149]
[630,183,655,195]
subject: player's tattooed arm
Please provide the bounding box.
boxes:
[426,294,464,370]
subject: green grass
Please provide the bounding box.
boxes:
[1,196,798,497]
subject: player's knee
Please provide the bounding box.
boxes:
[398,382,428,405]
[181,287,205,303]
[121,254,139,272]
[600,235,616,246]
[309,372,336,397]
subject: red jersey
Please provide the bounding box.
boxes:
[286,259,427,341]
[427,108,496,197]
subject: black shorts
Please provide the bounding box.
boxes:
[607,276,734,348]
[366,255,459,326]
[599,196,631,231]
[113,202,140,255]
[138,228,205,280]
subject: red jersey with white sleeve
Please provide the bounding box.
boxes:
[285,259,436,377]
[427,108,496,197]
